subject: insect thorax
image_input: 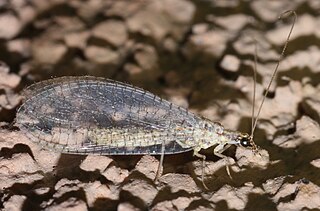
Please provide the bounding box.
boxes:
[186,119,251,150]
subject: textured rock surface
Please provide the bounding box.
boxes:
[0,0,320,210]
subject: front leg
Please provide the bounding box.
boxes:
[213,144,233,179]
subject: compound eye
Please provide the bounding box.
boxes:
[240,137,252,148]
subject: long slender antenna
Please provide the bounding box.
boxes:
[251,40,258,135]
[250,10,297,140]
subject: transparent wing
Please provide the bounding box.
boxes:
[16,76,201,155]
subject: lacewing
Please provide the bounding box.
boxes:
[15,11,296,188]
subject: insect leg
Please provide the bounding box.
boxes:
[193,149,209,189]
[154,138,165,183]
[213,144,233,179]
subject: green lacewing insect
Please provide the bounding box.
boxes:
[15,76,251,184]
[17,75,254,154]
[15,11,295,187]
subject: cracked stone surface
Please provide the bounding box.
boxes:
[0,0,320,210]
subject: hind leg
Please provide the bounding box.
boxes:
[154,139,165,183]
